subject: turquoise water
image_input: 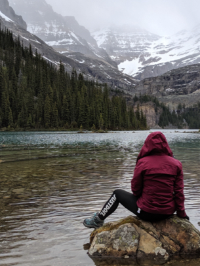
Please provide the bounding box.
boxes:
[0,130,200,266]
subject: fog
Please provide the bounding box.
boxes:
[45,0,200,36]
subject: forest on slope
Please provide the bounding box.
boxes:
[1,27,199,131]
[0,28,147,131]
[135,95,200,129]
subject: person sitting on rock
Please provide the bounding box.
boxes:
[83,131,189,229]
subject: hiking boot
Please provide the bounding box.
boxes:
[83,212,104,229]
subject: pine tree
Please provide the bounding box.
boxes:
[44,95,51,128]
[99,113,104,130]
[0,27,150,131]
[8,107,13,127]
[52,103,58,128]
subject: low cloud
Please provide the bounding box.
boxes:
[46,0,200,35]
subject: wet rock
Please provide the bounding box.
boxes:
[83,243,91,250]
[88,215,200,265]
[12,188,25,194]
[3,195,11,199]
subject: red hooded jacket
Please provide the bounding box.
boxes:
[131,132,186,218]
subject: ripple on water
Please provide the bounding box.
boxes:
[0,130,200,266]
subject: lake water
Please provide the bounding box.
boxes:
[0,130,200,266]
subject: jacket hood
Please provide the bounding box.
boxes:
[137,132,173,162]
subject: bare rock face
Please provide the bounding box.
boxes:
[88,215,200,265]
[8,0,116,67]
[93,25,200,81]
[134,64,200,109]
[133,102,162,128]
[0,0,27,29]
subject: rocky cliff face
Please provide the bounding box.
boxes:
[0,2,136,92]
[133,26,200,80]
[8,0,116,67]
[64,16,96,47]
[1,0,26,29]
[133,102,161,129]
[93,25,200,81]
[8,0,200,82]
[133,64,200,109]
[92,26,159,69]
[7,0,200,116]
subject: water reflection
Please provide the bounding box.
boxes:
[0,130,200,266]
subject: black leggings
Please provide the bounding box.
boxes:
[98,189,172,222]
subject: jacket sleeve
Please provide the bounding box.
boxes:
[131,161,144,197]
[174,164,186,218]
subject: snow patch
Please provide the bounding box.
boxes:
[93,26,200,77]
[21,36,29,41]
[166,88,175,92]
[70,31,84,45]
[43,56,56,65]
[46,38,75,46]
[0,11,13,22]
[119,58,142,76]
[30,39,41,44]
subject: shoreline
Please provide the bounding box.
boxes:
[0,128,199,133]
[0,128,146,133]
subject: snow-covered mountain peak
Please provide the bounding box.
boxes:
[92,25,160,69]
[9,0,114,63]
[8,0,200,82]
[92,24,200,80]
[92,25,159,48]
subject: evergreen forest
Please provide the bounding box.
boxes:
[1,27,199,131]
[0,28,147,131]
[135,94,200,129]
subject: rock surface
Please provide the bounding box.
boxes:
[0,0,26,30]
[134,64,200,109]
[92,26,159,66]
[88,215,200,265]
[133,102,162,128]
[9,0,116,67]
[93,25,200,81]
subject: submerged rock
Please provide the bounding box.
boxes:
[88,215,200,265]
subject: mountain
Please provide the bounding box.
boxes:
[0,0,135,91]
[92,25,200,81]
[134,64,200,109]
[8,0,116,66]
[7,0,200,110]
[130,26,200,80]
[8,0,200,84]
[0,22,148,131]
[92,26,160,78]
[92,26,159,63]
[0,0,26,29]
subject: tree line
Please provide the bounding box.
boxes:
[0,28,147,131]
[134,94,200,129]
[133,94,182,128]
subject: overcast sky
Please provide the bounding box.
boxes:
[46,0,200,36]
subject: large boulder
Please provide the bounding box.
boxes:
[88,215,200,265]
